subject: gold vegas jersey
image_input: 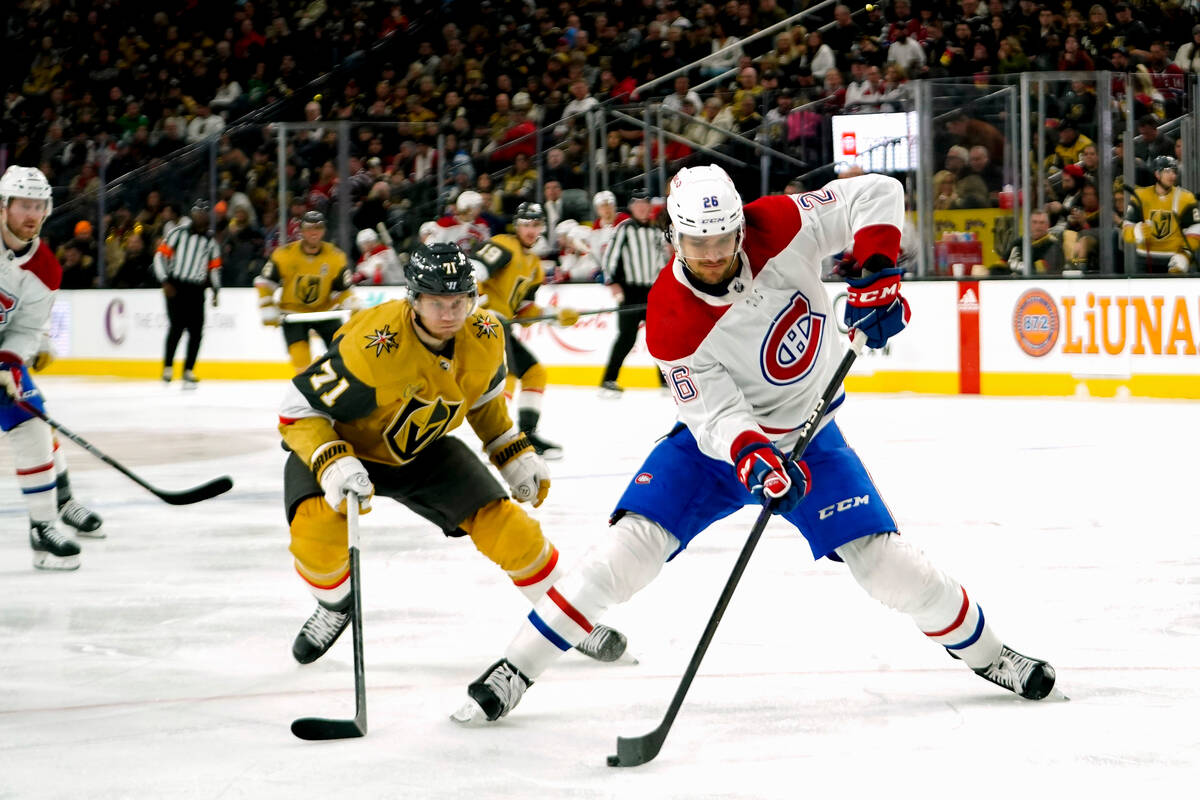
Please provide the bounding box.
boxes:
[472,234,544,320]
[1124,186,1200,256]
[256,240,353,312]
[279,299,512,468]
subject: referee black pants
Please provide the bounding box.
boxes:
[603,284,662,385]
[163,281,206,371]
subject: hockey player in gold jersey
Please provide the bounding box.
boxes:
[278,242,626,666]
[255,211,357,372]
[471,201,579,459]
[1123,156,1200,274]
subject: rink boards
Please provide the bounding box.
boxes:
[40,278,1200,399]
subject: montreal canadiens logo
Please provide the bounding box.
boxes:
[760,291,825,385]
[635,472,653,485]
[1012,289,1059,357]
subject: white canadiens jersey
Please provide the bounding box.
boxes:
[583,213,629,275]
[646,173,904,464]
[0,238,61,362]
[356,244,404,285]
[429,215,491,252]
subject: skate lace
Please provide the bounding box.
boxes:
[301,606,348,646]
[482,662,526,712]
[985,648,1037,691]
[60,500,93,528]
[577,625,619,659]
[34,524,73,548]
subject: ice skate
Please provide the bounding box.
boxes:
[162,366,172,383]
[182,369,198,390]
[575,624,629,663]
[59,498,104,539]
[525,431,563,460]
[30,520,80,571]
[973,645,1057,700]
[451,658,531,725]
[292,601,351,664]
[600,380,624,397]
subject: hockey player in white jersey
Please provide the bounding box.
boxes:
[428,190,491,252]
[454,165,1056,723]
[353,228,403,285]
[0,166,87,569]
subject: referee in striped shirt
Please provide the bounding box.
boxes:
[153,199,221,389]
[600,189,667,392]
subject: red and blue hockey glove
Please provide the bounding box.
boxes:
[735,440,811,514]
[0,351,26,404]
[844,266,911,349]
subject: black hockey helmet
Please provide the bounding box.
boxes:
[300,209,326,227]
[405,242,476,296]
[1151,155,1178,174]
[513,201,546,225]
[190,198,211,214]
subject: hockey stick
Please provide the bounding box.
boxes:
[16,401,233,505]
[504,304,648,326]
[292,495,368,740]
[280,310,353,325]
[608,328,867,768]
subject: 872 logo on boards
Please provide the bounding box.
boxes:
[1012,289,1060,357]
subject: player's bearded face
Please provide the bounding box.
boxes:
[1158,168,1177,188]
[5,198,47,241]
[516,220,544,248]
[413,292,474,339]
[678,231,739,284]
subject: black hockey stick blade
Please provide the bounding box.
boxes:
[153,475,234,505]
[609,727,668,768]
[290,715,365,741]
[608,330,868,768]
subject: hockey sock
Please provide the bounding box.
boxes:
[11,419,57,522]
[836,533,1002,669]
[461,499,562,602]
[289,496,352,608]
[287,341,313,373]
[52,438,72,506]
[507,514,677,679]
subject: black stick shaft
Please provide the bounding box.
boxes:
[503,304,648,326]
[290,497,367,740]
[611,330,866,767]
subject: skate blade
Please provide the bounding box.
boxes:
[1044,687,1070,702]
[450,698,490,726]
[33,553,80,571]
[74,528,106,540]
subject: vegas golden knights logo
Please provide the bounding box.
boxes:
[383,395,462,463]
[295,274,323,304]
[1150,210,1175,240]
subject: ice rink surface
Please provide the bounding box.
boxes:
[0,377,1197,799]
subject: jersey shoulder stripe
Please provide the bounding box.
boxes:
[742,194,802,277]
[23,241,62,291]
[645,257,731,362]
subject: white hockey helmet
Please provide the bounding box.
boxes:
[553,218,579,242]
[356,228,379,249]
[593,190,616,211]
[418,220,440,243]
[0,166,54,240]
[456,190,483,215]
[667,165,744,273]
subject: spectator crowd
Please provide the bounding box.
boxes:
[3,0,1199,287]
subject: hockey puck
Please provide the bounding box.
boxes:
[606,755,620,767]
